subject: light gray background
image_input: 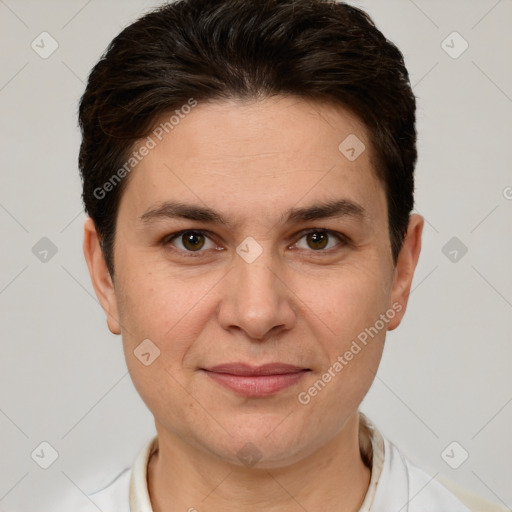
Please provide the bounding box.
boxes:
[1,0,511,510]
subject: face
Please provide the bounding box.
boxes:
[85,96,422,468]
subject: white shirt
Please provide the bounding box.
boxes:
[68,414,502,512]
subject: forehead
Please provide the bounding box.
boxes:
[120,96,385,224]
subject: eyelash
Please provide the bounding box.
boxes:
[162,228,350,257]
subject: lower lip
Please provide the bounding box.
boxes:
[203,370,309,397]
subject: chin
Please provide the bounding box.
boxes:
[199,421,318,470]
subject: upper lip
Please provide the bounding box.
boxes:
[204,363,309,376]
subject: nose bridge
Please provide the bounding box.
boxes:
[238,254,279,304]
[218,241,295,339]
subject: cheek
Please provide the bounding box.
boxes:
[116,262,216,336]
[295,271,389,421]
[115,269,214,425]
[293,259,391,403]
[301,259,393,345]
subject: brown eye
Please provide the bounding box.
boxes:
[167,231,215,252]
[295,229,345,252]
[306,231,329,250]
[181,232,205,251]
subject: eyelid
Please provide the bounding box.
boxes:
[163,227,350,255]
[291,227,350,251]
[164,228,214,242]
[164,229,220,255]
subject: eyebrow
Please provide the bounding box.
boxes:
[139,199,367,228]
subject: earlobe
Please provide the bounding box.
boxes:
[387,214,424,331]
[83,217,122,335]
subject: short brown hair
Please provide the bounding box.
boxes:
[78,0,417,276]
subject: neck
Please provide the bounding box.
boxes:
[148,412,371,512]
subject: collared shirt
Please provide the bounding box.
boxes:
[68,413,503,512]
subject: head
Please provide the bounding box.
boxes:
[81,0,423,468]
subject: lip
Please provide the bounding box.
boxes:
[202,363,310,397]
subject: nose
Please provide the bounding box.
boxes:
[216,249,297,341]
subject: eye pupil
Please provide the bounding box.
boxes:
[307,231,328,250]
[183,232,205,251]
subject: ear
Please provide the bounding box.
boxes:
[83,217,121,335]
[387,214,424,331]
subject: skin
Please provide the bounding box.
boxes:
[84,95,423,512]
